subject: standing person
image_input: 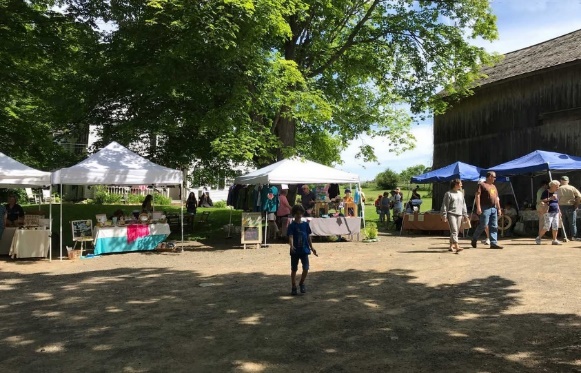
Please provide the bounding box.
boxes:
[471,172,503,249]
[277,189,292,218]
[379,192,391,225]
[287,205,317,295]
[441,179,469,253]
[536,180,562,245]
[536,180,549,232]
[556,176,580,240]
[300,185,316,216]
[186,192,198,215]
[5,195,25,226]
[141,194,153,213]
[375,194,382,216]
[392,188,403,215]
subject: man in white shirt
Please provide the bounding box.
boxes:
[556,176,581,240]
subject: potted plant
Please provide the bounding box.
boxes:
[362,222,379,242]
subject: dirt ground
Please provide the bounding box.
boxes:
[1,233,580,373]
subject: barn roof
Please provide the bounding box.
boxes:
[478,28,581,86]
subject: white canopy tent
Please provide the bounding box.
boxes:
[52,142,184,259]
[234,158,360,185]
[0,153,52,187]
[235,158,362,246]
[0,152,53,259]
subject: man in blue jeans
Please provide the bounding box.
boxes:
[471,172,504,249]
[556,176,580,240]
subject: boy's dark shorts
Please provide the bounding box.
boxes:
[290,254,309,271]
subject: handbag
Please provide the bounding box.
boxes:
[537,201,549,215]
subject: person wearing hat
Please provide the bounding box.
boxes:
[556,175,581,240]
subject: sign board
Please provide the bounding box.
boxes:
[72,220,93,241]
[241,213,262,249]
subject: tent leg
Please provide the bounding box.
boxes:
[49,185,52,262]
[509,182,519,214]
[548,170,553,181]
[359,182,365,229]
[181,183,184,248]
[262,211,269,248]
[59,184,63,261]
[531,177,534,205]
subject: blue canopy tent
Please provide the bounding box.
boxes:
[485,150,581,201]
[408,161,517,236]
[486,150,581,178]
[411,162,482,183]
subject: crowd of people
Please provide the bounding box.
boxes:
[373,186,423,230]
[440,172,581,254]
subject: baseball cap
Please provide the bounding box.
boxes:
[560,176,569,181]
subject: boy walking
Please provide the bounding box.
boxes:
[287,205,317,295]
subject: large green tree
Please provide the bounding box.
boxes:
[0,0,101,169]
[2,0,498,172]
[82,0,497,169]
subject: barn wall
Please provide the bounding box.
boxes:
[432,62,581,209]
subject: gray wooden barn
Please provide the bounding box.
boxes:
[432,29,581,209]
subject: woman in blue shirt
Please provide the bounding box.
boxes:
[536,180,562,245]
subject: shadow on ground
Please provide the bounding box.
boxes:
[0,267,579,372]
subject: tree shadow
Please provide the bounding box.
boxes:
[0,267,579,372]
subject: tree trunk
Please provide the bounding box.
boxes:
[274,112,295,161]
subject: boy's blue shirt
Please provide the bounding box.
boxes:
[288,220,311,255]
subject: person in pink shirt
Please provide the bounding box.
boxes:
[278,189,292,218]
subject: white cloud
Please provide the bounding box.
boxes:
[338,124,433,181]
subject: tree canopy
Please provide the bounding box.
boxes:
[0,0,498,173]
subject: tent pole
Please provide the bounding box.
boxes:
[181,182,184,247]
[531,176,534,204]
[359,182,365,229]
[548,170,553,181]
[47,186,51,261]
[59,183,63,261]
[509,179,519,213]
[262,184,269,248]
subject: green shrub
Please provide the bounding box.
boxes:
[126,193,144,204]
[153,192,172,206]
[364,222,378,239]
[93,185,123,205]
[213,200,226,208]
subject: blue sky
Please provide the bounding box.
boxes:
[338,0,581,181]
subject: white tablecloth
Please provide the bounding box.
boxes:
[281,217,362,237]
[0,227,17,255]
[9,229,51,259]
[94,224,171,239]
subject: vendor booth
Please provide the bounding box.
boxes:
[234,158,362,243]
[486,150,581,235]
[404,162,516,234]
[486,150,581,198]
[52,142,183,258]
[0,152,52,259]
